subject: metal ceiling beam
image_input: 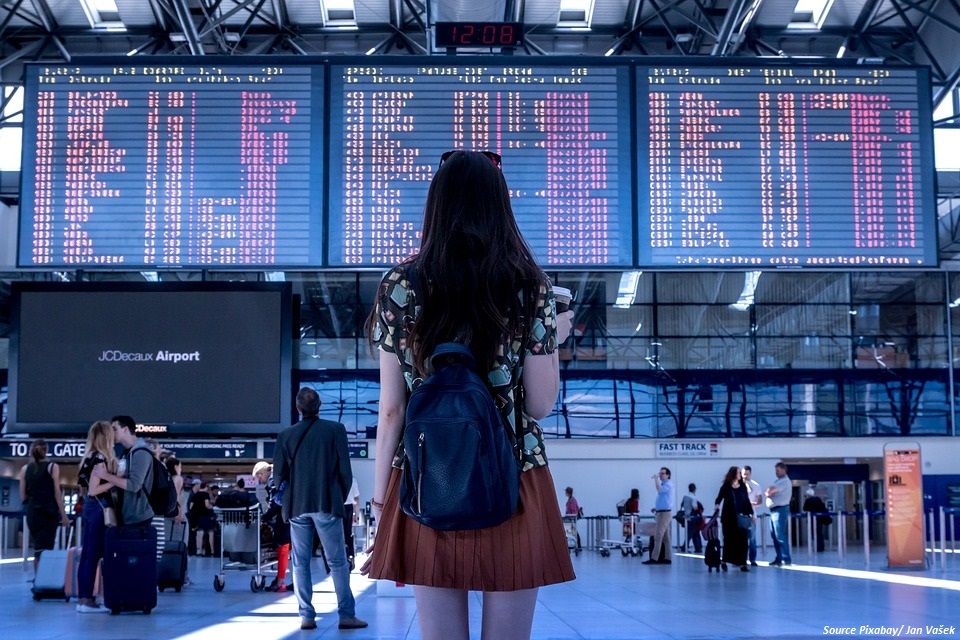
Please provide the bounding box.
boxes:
[270,0,287,30]
[171,0,205,55]
[712,0,749,55]
[0,0,28,41]
[198,0,271,38]
[0,39,44,72]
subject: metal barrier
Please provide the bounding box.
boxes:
[926,507,960,570]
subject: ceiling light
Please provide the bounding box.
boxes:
[836,44,846,58]
[557,0,594,28]
[788,0,835,29]
[365,47,377,55]
[79,0,126,31]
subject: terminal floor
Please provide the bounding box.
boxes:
[0,549,957,640]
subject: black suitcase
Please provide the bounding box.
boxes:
[704,539,722,572]
[103,525,158,614]
[158,540,188,592]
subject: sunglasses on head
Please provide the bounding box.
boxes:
[439,150,502,168]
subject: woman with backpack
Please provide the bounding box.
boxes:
[364,150,575,640]
[18,439,70,572]
[75,420,117,612]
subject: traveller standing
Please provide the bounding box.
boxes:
[363,150,576,640]
[680,483,703,553]
[274,387,366,631]
[93,415,155,528]
[714,466,753,572]
[18,439,70,572]
[643,467,674,565]
[741,465,762,567]
[75,421,117,612]
[765,462,793,566]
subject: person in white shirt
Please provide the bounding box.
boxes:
[741,466,763,567]
[679,484,703,553]
[764,462,793,566]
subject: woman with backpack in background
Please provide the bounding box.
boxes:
[18,439,70,573]
[75,420,117,612]
[364,150,575,640]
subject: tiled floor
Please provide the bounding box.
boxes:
[0,548,957,640]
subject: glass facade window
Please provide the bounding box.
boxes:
[0,270,956,437]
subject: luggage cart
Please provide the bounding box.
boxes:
[212,505,272,593]
[562,516,581,555]
[599,514,645,557]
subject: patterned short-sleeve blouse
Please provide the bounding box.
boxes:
[372,263,557,472]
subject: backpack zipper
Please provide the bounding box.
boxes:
[416,432,425,515]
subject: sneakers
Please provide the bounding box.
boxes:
[76,604,109,613]
[338,617,369,630]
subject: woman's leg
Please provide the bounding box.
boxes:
[481,588,538,640]
[413,586,469,640]
[77,502,104,606]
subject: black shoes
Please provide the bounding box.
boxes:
[641,559,671,565]
[338,617,369,630]
[740,565,749,572]
[770,560,783,567]
[300,619,317,631]
[750,561,759,567]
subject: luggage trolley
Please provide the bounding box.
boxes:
[212,505,272,593]
[562,516,581,555]
[599,514,645,557]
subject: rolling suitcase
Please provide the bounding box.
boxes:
[32,526,72,601]
[158,541,187,592]
[102,525,158,615]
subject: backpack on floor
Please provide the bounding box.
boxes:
[399,343,521,531]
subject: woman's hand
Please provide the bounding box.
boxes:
[556,310,574,344]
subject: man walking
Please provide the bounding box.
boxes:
[765,462,793,567]
[742,465,762,567]
[274,388,367,632]
[643,467,674,565]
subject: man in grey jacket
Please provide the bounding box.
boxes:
[274,388,366,632]
[93,415,154,527]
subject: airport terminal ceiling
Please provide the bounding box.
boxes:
[0,1,960,438]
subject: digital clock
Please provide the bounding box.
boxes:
[434,22,524,48]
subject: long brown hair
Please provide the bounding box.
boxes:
[723,466,741,486]
[368,150,546,375]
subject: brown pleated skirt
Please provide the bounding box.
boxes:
[367,465,576,591]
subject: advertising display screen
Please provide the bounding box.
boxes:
[7,283,292,436]
[19,62,322,268]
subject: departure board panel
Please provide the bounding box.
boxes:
[638,65,936,267]
[19,63,322,268]
[328,64,634,267]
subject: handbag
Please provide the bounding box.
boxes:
[737,514,752,530]
[98,497,117,528]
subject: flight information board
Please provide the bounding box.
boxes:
[328,63,634,267]
[18,63,322,268]
[638,65,936,267]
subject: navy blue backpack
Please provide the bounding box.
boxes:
[399,343,521,531]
